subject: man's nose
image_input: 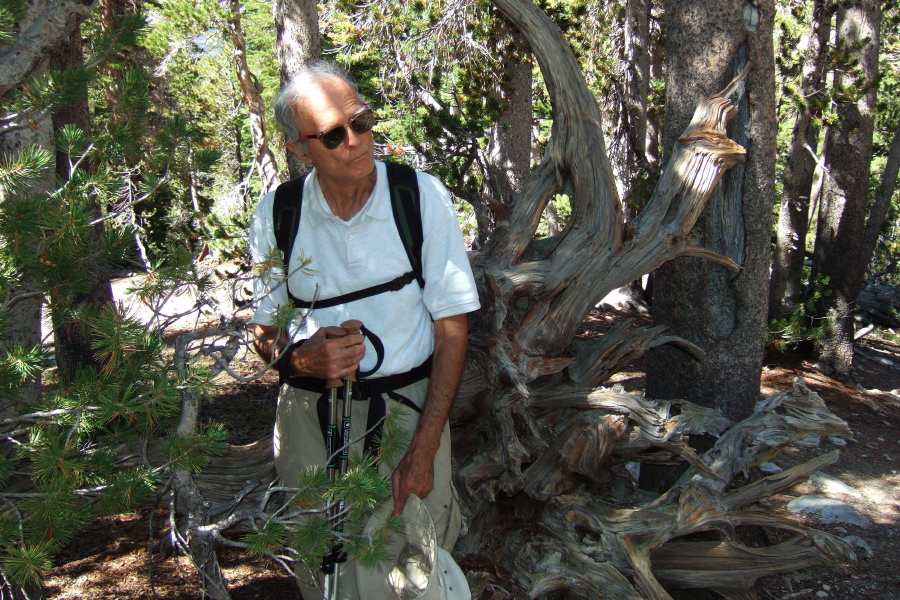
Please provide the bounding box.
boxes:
[345,126,367,148]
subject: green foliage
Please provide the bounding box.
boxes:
[320,0,515,191]
[0,0,24,46]
[290,512,334,564]
[343,513,403,570]
[141,0,280,250]
[21,478,94,546]
[0,345,45,397]
[242,519,287,556]
[291,466,331,509]
[0,147,52,193]
[376,404,411,470]
[330,460,391,523]
[163,422,228,473]
[96,469,159,516]
[1,542,54,588]
[0,0,243,587]
[768,269,830,350]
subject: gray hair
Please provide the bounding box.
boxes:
[274,61,366,152]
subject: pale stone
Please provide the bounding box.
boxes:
[787,495,870,528]
[810,472,863,499]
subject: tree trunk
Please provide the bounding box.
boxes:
[162,331,242,600]
[225,0,280,195]
[610,0,651,201]
[769,0,832,321]
[645,0,775,422]
[486,23,532,205]
[274,0,320,179]
[859,120,900,279]
[481,19,532,247]
[0,128,46,410]
[812,0,881,379]
[646,6,664,172]
[0,0,97,96]
[49,16,116,383]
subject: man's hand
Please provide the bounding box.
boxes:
[252,323,365,380]
[294,326,365,380]
[391,446,436,515]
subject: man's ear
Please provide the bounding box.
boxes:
[287,142,313,165]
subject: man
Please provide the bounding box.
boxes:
[248,61,479,599]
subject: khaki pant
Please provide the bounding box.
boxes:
[274,378,461,600]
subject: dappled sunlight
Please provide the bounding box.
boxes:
[836,471,900,524]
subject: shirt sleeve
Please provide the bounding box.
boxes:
[248,191,288,327]
[416,172,481,321]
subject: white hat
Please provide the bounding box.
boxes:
[357,494,470,600]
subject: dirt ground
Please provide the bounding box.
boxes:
[42,307,900,600]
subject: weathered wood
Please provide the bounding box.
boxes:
[568,320,705,389]
[459,50,750,506]
[462,378,856,599]
[650,538,846,590]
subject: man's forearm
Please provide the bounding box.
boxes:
[409,314,468,458]
[252,324,288,365]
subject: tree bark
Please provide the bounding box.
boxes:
[485,22,532,205]
[646,0,776,422]
[225,0,280,194]
[812,0,881,378]
[769,0,832,321]
[274,0,320,179]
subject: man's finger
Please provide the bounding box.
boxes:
[335,333,365,349]
[309,327,329,340]
[391,471,407,516]
[393,490,408,516]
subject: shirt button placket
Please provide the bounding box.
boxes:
[347,229,360,266]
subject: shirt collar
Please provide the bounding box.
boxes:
[304,161,390,226]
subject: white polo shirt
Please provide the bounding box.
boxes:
[249,160,480,378]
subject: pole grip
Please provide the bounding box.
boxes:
[324,326,346,389]
[339,320,363,382]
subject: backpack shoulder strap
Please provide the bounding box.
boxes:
[273,175,308,269]
[384,161,424,287]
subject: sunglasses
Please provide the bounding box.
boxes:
[296,104,376,150]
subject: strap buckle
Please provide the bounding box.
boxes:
[385,271,416,292]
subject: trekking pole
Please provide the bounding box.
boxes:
[321,326,346,600]
[322,320,363,600]
[338,320,362,479]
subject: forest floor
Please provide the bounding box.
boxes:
[40,297,900,599]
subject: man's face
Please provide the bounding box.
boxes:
[288,78,376,187]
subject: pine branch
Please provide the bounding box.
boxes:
[0,406,102,428]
